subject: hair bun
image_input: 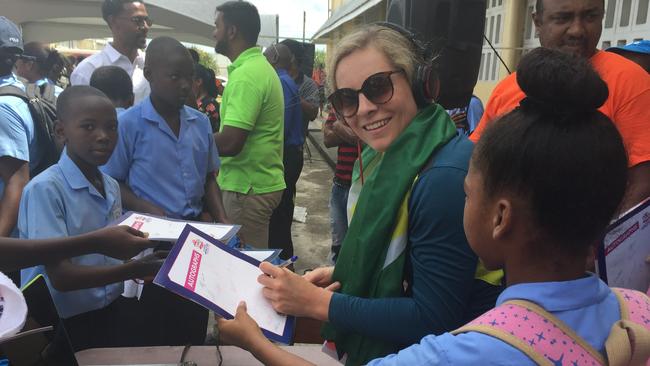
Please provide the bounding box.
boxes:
[516,48,608,115]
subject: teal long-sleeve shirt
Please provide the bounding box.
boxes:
[328,135,502,348]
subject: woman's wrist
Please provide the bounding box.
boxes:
[309,286,333,321]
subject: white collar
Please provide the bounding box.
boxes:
[105,43,144,65]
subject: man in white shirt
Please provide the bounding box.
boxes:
[71,0,151,103]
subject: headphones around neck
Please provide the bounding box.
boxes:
[373,22,440,108]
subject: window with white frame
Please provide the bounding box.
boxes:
[601,0,649,49]
[479,0,505,81]
[523,0,541,52]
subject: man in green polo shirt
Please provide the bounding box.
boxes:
[213,1,285,248]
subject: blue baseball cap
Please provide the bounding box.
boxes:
[0,16,23,54]
[607,40,650,55]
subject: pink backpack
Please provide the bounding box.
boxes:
[452,288,650,366]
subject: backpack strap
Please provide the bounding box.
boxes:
[0,83,60,175]
[0,85,29,103]
[605,288,650,366]
[452,299,606,366]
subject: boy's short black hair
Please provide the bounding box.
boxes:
[90,65,134,103]
[102,0,142,22]
[216,1,260,46]
[57,86,112,122]
[145,36,192,69]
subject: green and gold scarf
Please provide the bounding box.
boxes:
[321,104,457,365]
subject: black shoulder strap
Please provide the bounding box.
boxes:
[42,84,56,102]
[0,85,29,103]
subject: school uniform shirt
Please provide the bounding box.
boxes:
[101,97,220,219]
[35,77,63,97]
[0,73,42,204]
[368,274,621,365]
[18,149,123,319]
[70,43,150,104]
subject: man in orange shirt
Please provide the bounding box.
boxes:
[471,0,650,212]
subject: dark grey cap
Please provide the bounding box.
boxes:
[0,16,23,54]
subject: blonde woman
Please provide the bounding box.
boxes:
[220,24,502,365]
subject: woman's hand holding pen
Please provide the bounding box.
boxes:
[257,261,340,321]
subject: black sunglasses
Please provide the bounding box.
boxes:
[328,70,404,118]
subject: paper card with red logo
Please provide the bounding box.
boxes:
[113,211,240,242]
[153,225,295,344]
[597,197,650,292]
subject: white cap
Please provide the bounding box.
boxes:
[0,271,27,339]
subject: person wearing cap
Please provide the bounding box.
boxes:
[608,40,650,74]
[70,0,151,104]
[0,17,44,241]
[14,42,64,97]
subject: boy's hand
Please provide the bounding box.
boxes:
[450,111,469,130]
[217,301,266,350]
[94,225,156,260]
[132,250,169,281]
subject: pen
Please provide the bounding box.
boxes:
[278,255,298,268]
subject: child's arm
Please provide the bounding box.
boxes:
[0,158,29,236]
[118,181,166,216]
[45,251,167,292]
[204,171,230,224]
[0,226,155,272]
[218,301,315,366]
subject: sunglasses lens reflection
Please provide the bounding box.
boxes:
[331,72,397,118]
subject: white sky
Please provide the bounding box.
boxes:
[249,0,330,41]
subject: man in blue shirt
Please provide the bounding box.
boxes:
[0,17,42,245]
[264,43,304,259]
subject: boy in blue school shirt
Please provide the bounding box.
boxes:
[18,86,164,351]
[102,36,228,346]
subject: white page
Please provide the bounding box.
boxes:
[117,212,236,298]
[166,231,287,335]
[241,250,279,262]
[117,212,235,241]
[602,199,650,292]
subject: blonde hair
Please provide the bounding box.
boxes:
[326,25,422,96]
